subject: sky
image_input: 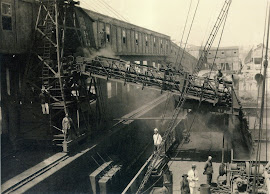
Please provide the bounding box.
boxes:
[80,0,269,47]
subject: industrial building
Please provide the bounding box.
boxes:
[1,0,269,194]
[187,45,241,72]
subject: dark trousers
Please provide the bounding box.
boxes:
[207,174,212,185]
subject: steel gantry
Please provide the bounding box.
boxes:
[22,0,102,151]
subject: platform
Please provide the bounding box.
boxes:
[169,161,220,194]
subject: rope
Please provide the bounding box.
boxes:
[137,1,232,192]
[266,72,268,161]
[253,2,270,193]
[209,9,229,74]
[175,0,193,66]
[252,0,268,142]
[160,92,172,126]
[200,1,221,48]
[246,2,268,184]
[141,82,207,194]
[179,0,200,66]
[97,0,129,22]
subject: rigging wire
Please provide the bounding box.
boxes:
[160,92,172,126]
[209,8,229,75]
[201,0,221,48]
[175,0,193,67]
[92,0,117,17]
[82,1,98,12]
[98,0,129,22]
[258,0,269,169]
[141,87,207,194]
[258,0,269,165]
[137,1,232,192]
[246,3,269,191]
[141,8,231,193]
[160,0,193,128]
[82,0,100,13]
[179,0,200,66]
[160,0,194,128]
[266,73,268,160]
[82,0,124,21]
[82,0,108,16]
[253,0,268,140]
[253,2,270,193]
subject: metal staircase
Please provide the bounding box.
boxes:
[41,2,54,88]
[21,0,95,151]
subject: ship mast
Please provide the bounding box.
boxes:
[253,2,270,193]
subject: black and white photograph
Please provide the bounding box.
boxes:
[1,0,270,193]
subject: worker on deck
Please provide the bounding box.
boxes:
[214,69,223,94]
[204,156,213,185]
[187,164,199,194]
[39,86,50,114]
[153,128,162,153]
[180,174,190,194]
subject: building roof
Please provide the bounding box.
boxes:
[82,8,170,38]
[209,46,239,50]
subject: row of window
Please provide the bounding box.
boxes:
[101,27,185,57]
[208,51,237,55]
[100,24,169,50]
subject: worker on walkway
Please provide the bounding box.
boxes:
[180,174,190,194]
[214,69,223,94]
[39,86,50,114]
[187,164,199,194]
[153,128,162,152]
[62,113,73,141]
[204,156,213,185]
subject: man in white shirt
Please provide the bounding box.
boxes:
[153,128,162,152]
[187,164,199,194]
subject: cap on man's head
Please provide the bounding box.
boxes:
[154,128,158,132]
[208,156,212,160]
[192,164,196,168]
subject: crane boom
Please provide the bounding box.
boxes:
[135,1,232,193]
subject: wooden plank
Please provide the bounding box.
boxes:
[89,161,113,194]
[2,153,67,192]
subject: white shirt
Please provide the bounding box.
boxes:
[153,133,162,146]
[187,169,199,188]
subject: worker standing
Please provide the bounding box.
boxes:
[62,113,72,141]
[214,69,223,93]
[204,156,214,185]
[153,128,162,152]
[39,86,50,114]
[187,164,199,194]
[180,174,190,194]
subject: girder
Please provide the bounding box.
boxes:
[76,55,240,111]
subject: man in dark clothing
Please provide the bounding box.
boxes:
[204,156,213,185]
[217,69,223,82]
[214,70,223,95]
[39,87,50,114]
[181,174,190,194]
